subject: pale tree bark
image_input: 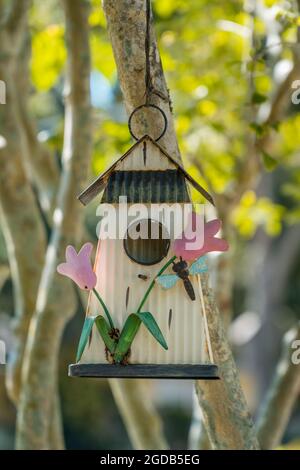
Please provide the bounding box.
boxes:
[14,41,60,216]
[0,0,47,405]
[103,0,259,450]
[195,274,259,449]
[109,380,169,450]
[189,4,300,447]
[256,323,300,449]
[16,0,92,449]
[0,0,63,450]
[1,0,59,216]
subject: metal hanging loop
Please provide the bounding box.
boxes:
[127,0,168,143]
[128,103,167,142]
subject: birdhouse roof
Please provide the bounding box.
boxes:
[101,170,190,203]
[78,135,214,206]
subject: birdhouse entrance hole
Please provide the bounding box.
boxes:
[124,219,170,266]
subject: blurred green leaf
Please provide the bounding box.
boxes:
[250,122,265,136]
[262,151,278,171]
[31,25,66,91]
[232,191,285,238]
[251,92,268,104]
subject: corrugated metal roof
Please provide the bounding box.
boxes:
[78,135,214,206]
[101,170,190,203]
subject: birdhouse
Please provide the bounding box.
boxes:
[67,132,227,380]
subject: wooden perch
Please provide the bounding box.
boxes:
[257,323,300,449]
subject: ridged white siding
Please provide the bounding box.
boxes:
[117,139,176,171]
[82,207,207,365]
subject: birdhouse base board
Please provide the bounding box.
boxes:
[68,363,219,379]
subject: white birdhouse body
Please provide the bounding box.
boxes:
[70,135,218,379]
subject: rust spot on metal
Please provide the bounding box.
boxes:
[126,286,130,309]
[143,141,147,165]
[168,308,173,330]
[88,328,93,347]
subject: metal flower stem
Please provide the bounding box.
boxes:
[137,255,176,313]
[92,288,115,330]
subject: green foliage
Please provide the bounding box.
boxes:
[90,34,115,79]
[251,92,268,104]
[232,190,285,238]
[262,151,278,171]
[31,25,66,91]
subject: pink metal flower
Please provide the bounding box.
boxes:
[174,212,229,261]
[57,243,97,290]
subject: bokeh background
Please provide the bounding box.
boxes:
[0,0,300,449]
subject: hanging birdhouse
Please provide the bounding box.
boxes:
[60,116,228,379]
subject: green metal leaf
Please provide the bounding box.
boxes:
[251,92,267,104]
[262,151,278,171]
[95,315,116,353]
[113,314,141,363]
[76,316,97,363]
[137,312,168,350]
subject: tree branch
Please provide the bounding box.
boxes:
[256,323,300,449]
[103,0,181,162]
[14,32,60,216]
[109,380,169,450]
[16,0,92,449]
[233,45,300,206]
[195,274,259,449]
[0,0,47,404]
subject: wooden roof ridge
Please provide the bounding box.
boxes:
[78,135,214,206]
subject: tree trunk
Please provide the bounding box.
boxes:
[0,0,47,405]
[109,380,169,450]
[257,323,300,449]
[16,0,92,449]
[195,274,259,449]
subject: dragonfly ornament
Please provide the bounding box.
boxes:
[156,256,208,301]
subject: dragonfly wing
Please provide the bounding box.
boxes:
[189,256,208,275]
[156,274,178,289]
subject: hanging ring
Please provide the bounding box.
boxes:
[128,103,168,142]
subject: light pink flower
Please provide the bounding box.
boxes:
[57,243,97,290]
[174,212,229,261]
